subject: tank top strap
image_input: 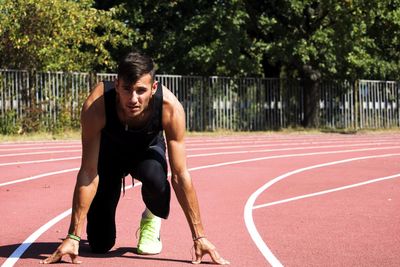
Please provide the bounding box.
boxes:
[103,81,121,130]
[151,82,163,131]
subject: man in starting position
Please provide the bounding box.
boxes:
[41,51,229,265]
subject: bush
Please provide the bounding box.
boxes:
[0,110,20,134]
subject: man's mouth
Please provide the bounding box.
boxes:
[128,105,140,111]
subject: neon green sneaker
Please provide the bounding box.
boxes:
[137,216,162,255]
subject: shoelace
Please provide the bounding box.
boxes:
[136,219,159,242]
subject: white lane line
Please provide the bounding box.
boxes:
[0,168,79,187]
[187,146,400,172]
[2,145,400,187]
[0,138,379,153]
[183,135,399,144]
[0,157,81,167]
[1,137,397,156]
[253,173,400,209]
[244,153,400,267]
[1,209,73,267]
[1,182,142,267]
[0,135,397,148]
[0,150,81,158]
[1,142,398,167]
[0,141,79,147]
[184,137,376,147]
[187,143,400,158]
[3,149,400,265]
[0,145,80,152]
[185,139,398,151]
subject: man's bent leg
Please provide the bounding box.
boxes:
[132,150,170,255]
[86,171,123,253]
[135,158,170,219]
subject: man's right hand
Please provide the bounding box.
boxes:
[40,238,82,264]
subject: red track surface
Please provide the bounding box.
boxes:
[1,133,399,266]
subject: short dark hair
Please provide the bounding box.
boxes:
[117,51,156,84]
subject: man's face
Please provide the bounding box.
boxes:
[115,73,157,119]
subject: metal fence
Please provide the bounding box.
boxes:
[358,80,400,129]
[0,69,399,132]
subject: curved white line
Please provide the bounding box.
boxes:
[244,153,400,267]
[1,182,141,267]
[187,143,400,158]
[185,139,396,151]
[253,173,400,209]
[0,141,79,147]
[1,209,72,267]
[184,137,393,147]
[1,142,397,167]
[184,135,398,145]
[0,157,81,167]
[2,145,400,187]
[0,168,79,187]
[0,145,80,152]
[0,150,81,158]
[3,150,400,265]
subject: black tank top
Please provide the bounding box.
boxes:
[100,81,164,153]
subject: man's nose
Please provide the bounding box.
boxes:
[130,91,138,103]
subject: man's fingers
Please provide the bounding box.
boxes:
[209,249,230,265]
[191,251,203,264]
[70,254,82,264]
[192,249,230,265]
[40,251,63,264]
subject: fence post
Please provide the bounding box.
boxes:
[398,81,400,127]
[354,79,359,130]
[89,72,97,91]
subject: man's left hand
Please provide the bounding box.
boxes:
[192,238,230,265]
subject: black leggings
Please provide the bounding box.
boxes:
[86,144,170,253]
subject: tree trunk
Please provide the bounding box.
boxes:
[302,76,321,128]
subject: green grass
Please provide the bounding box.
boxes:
[0,130,81,142]
[1,127,399,142]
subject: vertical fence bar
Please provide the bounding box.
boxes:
[398,81,400,127]
[360,81,364,128]
[373,82,377,128]
[366,81,370,128]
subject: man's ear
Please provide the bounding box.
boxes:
[152,81,158,95]
[114,79,119,91]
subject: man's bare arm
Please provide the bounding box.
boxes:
[162,87,229,265]
[41,83,105,264]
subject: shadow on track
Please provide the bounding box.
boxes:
[1,240,214,265]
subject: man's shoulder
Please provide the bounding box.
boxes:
[161,85,185,133]
[81,82,106,128]
[85,82,105,106]
[162,85,181,108]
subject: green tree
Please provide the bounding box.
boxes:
[0,0,135,71]
[101,0,260,76]
[167,0,260,76]
[246,0,400,127]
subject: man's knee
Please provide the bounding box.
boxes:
[136,160,167,193]
[87,221,116,254]
[88,237,115,254]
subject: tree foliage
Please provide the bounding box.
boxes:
[0,0,134,71]
[101,0,259,76]
[1,0,398,80]
[245,0,400,126]
[247,0,400,81]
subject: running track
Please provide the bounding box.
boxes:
[0,133,399,266]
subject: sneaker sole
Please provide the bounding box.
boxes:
[137,247,162,255]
